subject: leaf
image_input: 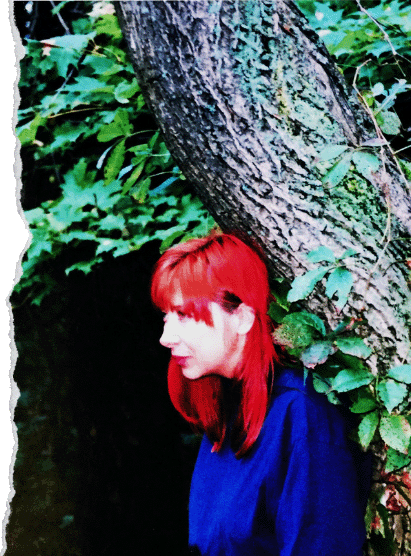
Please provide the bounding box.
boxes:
[352,151,380,180]
[322,152,352,187]
[325,267,353,309]
[380,415,411,454]
[104,139,126,184]
[114,78,140,103]
[300,341,336,368]
[377,110,401,135]
[131,177,151,203]
[350,392,378,414]
[332,368,374,392]
[97,109,133,142]
[360,138,386,147]
[385,447,411,473]
[339,248,358,260]
[306,246,336,264]
[312,374,332,394]
[282,312,326,337]
[287,267,331,303]
[387,365,411,384]
[17,113,45,146]
[358,411,379,450]
[122,162,145,195]
[335,337,372,359]
[317,144,349,161]
[377,380,408,413]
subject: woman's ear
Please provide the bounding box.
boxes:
[236,303,255,335]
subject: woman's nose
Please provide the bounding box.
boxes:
[159,319,179,348]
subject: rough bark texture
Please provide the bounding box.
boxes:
[116,0,410,376]
[116,3,411,551]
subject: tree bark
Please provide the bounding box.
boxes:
[116,2,411,550]
[116,0,410,374]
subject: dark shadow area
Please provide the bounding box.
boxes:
[9,242,199,556]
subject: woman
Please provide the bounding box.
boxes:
[151,232,368,556]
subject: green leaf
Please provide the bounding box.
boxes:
[131,178,151,203]
[17,113,45,146]
[114,78,140,103]
[377,110,402,135]
[306,246,336,264]
[300,341,335,369]
[335,337,372,359]
[122,162,145,195]
[350,391,378,414]
[97,109,133,142]
[377,380,408,413]
[104,139,126,184]
[322,152,352,187]
[287,267,331,303]
[339,248,358,260]
[352,151,380,180]
[317,144,349,161]
[385,447,411,473]
[282,312,326,337]
[325,267,353,309]
[312,374,332,394]
[380,415,411,454]
[387,365,411,384]
[332,369,374,393]
[65,258,103,276]
[358,411,379,449]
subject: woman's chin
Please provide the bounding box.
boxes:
[181,366,203,380]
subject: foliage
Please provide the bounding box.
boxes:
[271,241,411,555]
[298,0,411,157]
[15,2,214,305]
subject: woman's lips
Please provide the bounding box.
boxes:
[173,356,190,367]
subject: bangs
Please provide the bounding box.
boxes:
[151,251,219,325]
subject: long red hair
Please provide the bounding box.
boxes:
[151,232,279,457]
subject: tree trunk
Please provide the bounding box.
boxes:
[116,1,411,553]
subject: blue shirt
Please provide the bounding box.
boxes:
[189,368,369,556]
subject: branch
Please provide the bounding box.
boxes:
[49,0,70,35]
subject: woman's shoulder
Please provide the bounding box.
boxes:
[265,367,350,448]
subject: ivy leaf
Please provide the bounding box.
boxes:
[306,246,336,264]
[352,151,380,180]
[358,411,379,450]
[332,369,374,393]
[380,415,411,454]
[300,341,336,368]
[322,152,352,187]
[377,380,408,413]
[325,267,353,309]
[282,312,326,337]
[385,447,411,473]
[377,110,402,136]
[387,365,411,384]
[335,337,372,359]
[287,267,331,303]
[312,374,332,394]
[339,248,358,260]
[350,391,378,414]
[317,144,349,161]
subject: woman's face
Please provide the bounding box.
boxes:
[159,291,244,380]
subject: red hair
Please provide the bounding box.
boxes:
[151,232,279,457]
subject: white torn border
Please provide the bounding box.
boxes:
[1,1,30,554]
